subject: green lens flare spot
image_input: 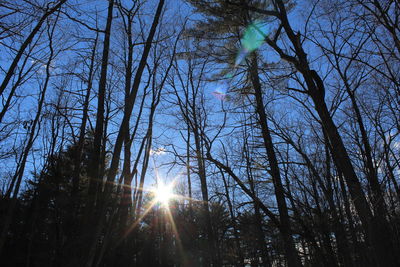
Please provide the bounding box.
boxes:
[235,20,268,66]
[241,20,268,52]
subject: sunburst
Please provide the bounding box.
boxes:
[153,180,174,207]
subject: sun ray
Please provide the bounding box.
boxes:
[119,170,204,252]
[121,198,158,240]
[164,204,187,265]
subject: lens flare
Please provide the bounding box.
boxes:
[153,181,174,207]
[235,47,250,66]
[235,20,268,66]
[212,81,228,100]
[224,72,234,79]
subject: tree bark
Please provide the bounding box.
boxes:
[249,54,302,267]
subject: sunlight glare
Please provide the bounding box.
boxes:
[154,181,174,206]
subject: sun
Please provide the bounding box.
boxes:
[154,181,174,206]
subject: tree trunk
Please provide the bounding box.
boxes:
[249,54,302,267]
[82,2,165,265]
[83,0,115,228]
[0,14,58,252]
